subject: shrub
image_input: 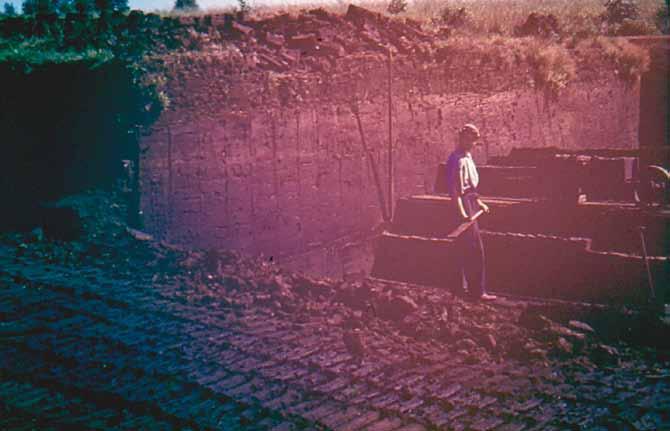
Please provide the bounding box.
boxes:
[387,0,407,15]
[654,3,669,34]
[602,0,640,24]
[609,17,658,35]
[576,36,650,84]
[562,12,602,39]
[73,0,95,16]
[440,6,472,29]
[236,0,251,20]
[514,12,562,38]
[525,41,576,98]
[174,0,199,12]
[2,2,17,16]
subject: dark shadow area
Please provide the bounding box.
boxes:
[0,60,146,232]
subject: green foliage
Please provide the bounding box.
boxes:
[655,2,669,33]
[72,0,94,15]
[2,3,17,16]
[21,0,127,16]
[21,0,62,15]
[236,0,250,20]
[94,0,129,14]
[0,37,112,74]
[173,0,198,12]
[0,11,183,131]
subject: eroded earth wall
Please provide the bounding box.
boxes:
[139,55,640,268]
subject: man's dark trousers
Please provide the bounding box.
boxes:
[456,193,486,297]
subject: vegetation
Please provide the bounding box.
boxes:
[233,0,666,36]
[0,8,184,111]
[576,36,651,83]
[0,0,657,203]
[526,41,577,98]
[236,0,250,20]
[173,0,198,12]
[0,0,660,106]
[2,2,16,15]
[386,0,407,15]
[0,6,189,206]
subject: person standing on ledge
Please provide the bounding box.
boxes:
[446,123,496,301]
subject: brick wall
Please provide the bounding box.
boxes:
[139,56,640,269]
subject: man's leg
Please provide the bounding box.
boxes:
[472,222,486,296]
[452,238,468,296]
[462,194,487,298]
[464,222,485,298]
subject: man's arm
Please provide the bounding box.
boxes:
[475,198,490,214]
[449,159,469,220]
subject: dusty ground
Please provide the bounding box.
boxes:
[1,189,670,430]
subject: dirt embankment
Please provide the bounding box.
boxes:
[156,4,646,115]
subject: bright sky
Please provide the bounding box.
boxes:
[3,0,280,14]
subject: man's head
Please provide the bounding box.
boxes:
[458,123,481,152]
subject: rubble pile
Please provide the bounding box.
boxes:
[182,247,670,368]
[5,189,668,371]
[180,5,434,74]
[2,189,670,429]
[159,4,546,112]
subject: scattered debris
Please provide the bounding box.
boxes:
[569,320,595,334]
[591,343,621,366]
[127,227,154,241]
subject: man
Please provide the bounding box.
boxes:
[446,123,496,301]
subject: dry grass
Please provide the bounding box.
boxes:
[162,0,667,36]
[158,0,655,97]
[575,36,651,82]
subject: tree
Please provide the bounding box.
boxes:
[37,0,59,14]
[236,0,249,18]
[94,0,127,14]
[22,0,62,15]
[3,2,17,15]
[73,0,94,15]
[173,0,198,12]
[22,0,35,14]
[109,0,128,12]
[58,0,75,14]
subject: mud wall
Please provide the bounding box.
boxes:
[139,58,640,267]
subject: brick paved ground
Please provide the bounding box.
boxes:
[1,192,669,430]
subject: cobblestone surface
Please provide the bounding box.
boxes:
[1,193,669,430]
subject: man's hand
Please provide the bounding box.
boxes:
[478,201,490,214]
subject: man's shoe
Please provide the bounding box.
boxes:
[479,293,497,301]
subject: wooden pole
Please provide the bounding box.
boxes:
[446,210,484,239]
[387,47,394,221]
[351,102,390,222]
[638,226,656,301]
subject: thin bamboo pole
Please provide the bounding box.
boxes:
[387,47,394,221]
[351,102,390,222]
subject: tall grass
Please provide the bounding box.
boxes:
[164,0,666,37]
[156,0,655,95]
[0,37,113,67]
